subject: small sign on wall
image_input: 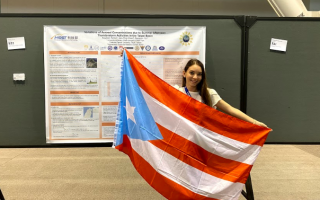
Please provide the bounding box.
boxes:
[13,73,25,81]
[7,37,26,50]
[270,38,287,52]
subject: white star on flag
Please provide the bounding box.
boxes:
[125,97,136,123]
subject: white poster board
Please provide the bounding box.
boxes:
[44,26,206,143]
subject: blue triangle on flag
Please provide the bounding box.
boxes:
[114,51,163,146]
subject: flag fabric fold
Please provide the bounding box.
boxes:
[114,50,271,200]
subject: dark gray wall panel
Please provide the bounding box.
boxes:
[247,20,320,143]
[0,15,242,146]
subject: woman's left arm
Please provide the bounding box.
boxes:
[215,99,268,128]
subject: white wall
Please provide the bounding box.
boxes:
[1,0,278,16]
[1,0,104,13]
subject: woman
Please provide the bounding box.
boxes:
[175,59,268,128]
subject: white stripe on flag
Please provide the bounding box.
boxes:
[130,138,244,200]
[141,89,261,165]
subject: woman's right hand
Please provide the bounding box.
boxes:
[120,49,124,57]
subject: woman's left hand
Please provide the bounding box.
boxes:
[254,120,268,128]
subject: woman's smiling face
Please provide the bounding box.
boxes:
[183,64,203,91]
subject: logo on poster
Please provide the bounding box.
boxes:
[180,31,193,46]
[159,46,165,50]
[51,34,78,41]
[140,46,145,51]
[152,46,157,51]
[145,45,151,51]
[135,46,140,51]
[51,34,67,40]
[108,46,113,51]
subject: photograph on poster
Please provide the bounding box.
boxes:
[86,58,97,68]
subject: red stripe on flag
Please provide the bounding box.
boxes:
[116,135,219,200]
[125,50,270,146]
[149,123,251,184]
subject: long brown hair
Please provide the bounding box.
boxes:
[182,59,212,107]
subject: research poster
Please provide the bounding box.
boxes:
[44,26,206,143]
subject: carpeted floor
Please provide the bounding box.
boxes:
[0,145,319,200]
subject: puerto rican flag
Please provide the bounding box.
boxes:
[114,50,271,200]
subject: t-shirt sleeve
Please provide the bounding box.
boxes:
[173,85,185,93]
[208,88,222,107]
[173,84,180,90]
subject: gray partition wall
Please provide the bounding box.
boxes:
[0,14,243,146]
[246,17,320,143]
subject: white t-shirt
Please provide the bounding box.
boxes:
[174,85,222,108]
